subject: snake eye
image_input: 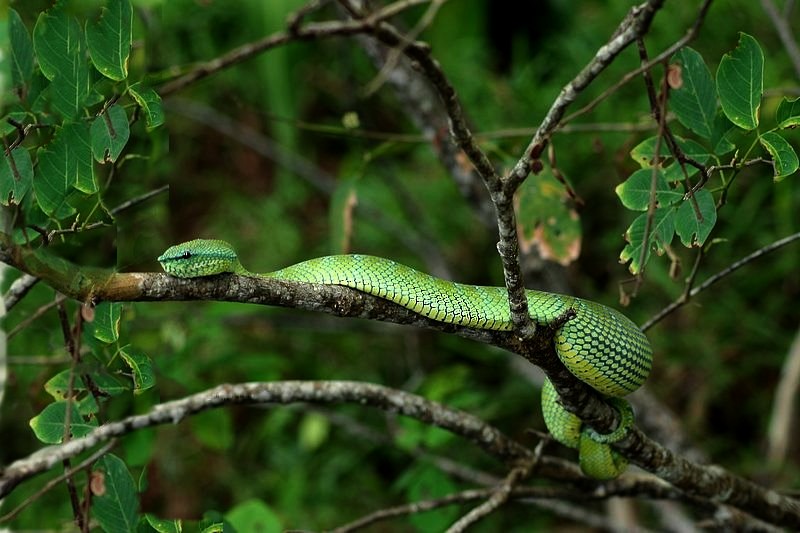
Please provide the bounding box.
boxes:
[181,250,192,259]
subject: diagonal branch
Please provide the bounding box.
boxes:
[159,1,433,97]
[510,0,671,188]
[642,231,800,331]
[0,380,533,499]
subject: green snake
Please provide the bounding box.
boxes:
[158,239,652,479]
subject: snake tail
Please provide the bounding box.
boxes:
[541,378,631,479]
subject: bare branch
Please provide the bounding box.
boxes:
[159,1,433,97]
[0,441,115,524]
[514,0,674,176]
[447,447,540,532]
[0,381,532,499]
[642,231,800,331]
[558,0,714,128]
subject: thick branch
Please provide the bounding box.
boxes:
[0,380,531,499]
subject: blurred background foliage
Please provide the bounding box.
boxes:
[2,0,799,530]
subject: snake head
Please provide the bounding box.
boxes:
[158,239,242,278]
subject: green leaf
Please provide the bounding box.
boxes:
[33,6,90,118]
[716,33,763,130]
[86,0,133,81]
[29,401,98,443]
[93,454,139,533]
[129,83,165,130]
[45,369,127,400]
[759,132,799,181]
[10,9,35,89]
[91,104,130,163]
[670,47,716,138]
[619,208,675,274]
[615,169,680,211]
[35,122,96,217]
[145,515,183,533]
[226,500,282,533]
[674,189,717,246]
[119,346,155,393]
[516,170,582,266]
[777,97,800,129]
[629,136,659,168]
[33,6,80,81]
[92,301,123,343]
[42,372,101,415]
[49,62,91,119]
[630,136,711,180]
[0,146,33,205]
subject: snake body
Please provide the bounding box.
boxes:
[158,239,652,478]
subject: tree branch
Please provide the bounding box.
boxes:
[0,375,784,530]
[642,231,800,331]
[159,1,433,97]
[0,380,532,499]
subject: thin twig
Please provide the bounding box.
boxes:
[634,62,669,287]
[0,441,116,524]
[55,301,85,531]
[515,0,673,172]
[363,0,448,95]
[559,0,713,129]
[47,185,169,239]
[330,488,497,533]
[159,1,432,96]
[7,297,64,339]
[287,0,332,33]
[330,483,649,533]
[499,0,668,331]
[338,2,537,334]
[642,231,800,331]
[446,440,543,532]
